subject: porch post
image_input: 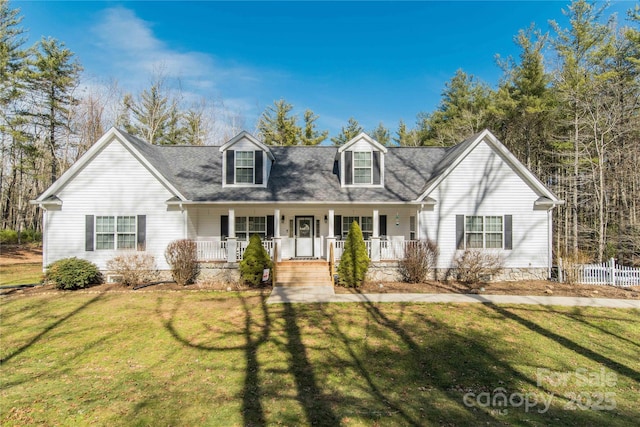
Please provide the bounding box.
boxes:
[371,209,381,261]
[274,208,282,262]
[327,209,335,261]
[227,208,237,262]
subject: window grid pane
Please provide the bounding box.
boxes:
[118,234,136,249]
[248,217,266,233]
[354,168,371,184]
[466,216,483,232]
[466,233,483,248]
[486,233,503,248]
[235,217,247,233]
[485,216,503,233]
[343,216,359,236]
[236,168,253,184]
[96,216,114,233]
[353,152,372,167]
[117,216,136,233]
[96,234,114,250]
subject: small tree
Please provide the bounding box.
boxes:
[399,240,439,283]
[337,221,370,287]
[239,234,273,286]
[165,239,199,285]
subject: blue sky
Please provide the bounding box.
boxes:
[14,1,636,141]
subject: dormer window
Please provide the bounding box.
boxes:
[353,152,372,184]
[220,131,274,187]
[235,151,254,184]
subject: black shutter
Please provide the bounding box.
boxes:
[221,215,229,239]
[456,215,465,250]
[334,215,342,238]
[254,151,263,184]
[504,215,513,250]
[137,215,146,250]
[85,215,94,251]
[379,215,387,236]
[267,215,275,238]
[226,150,234,184]
[345,151,353,185]
[373,151,381,185]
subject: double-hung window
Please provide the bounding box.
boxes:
[235,216,266,241]
[235,151,254,184]
[465,216,503,249]
[341,216,373,239]
[353,152,372,184]
[95,216,136,250]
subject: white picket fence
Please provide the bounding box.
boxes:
[559,258,640,287]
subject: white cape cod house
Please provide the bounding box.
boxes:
[32,127,562,280]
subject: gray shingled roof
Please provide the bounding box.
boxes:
[119,129,454,203]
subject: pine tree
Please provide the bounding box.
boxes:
[29,37,82,184]
[257,99,300,145]
[331,117,363,146]
[300,109,328,145]
[370,122,390,146]
[337,221,370,287]
[128,80,172,145]
[239,234,273,286]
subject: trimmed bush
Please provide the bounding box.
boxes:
[46,257,102,290]
[239,234,273,287]
[399,239,439,283]
[165,239,199,286]
[106,253,158,286]
[453,249,504,284]
[337,221,370,288]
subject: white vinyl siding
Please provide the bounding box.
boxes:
[420,140,549,269]
[235,151,254,184]
[45,138,184,270]
[353,152,372,184]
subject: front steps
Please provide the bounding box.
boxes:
[275,260,333,287]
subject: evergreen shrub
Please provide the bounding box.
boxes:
[46,257,102,290]
[239,234,273,286]
[337,221,370,287]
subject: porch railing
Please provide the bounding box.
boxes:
[334,239,415,261]
[196,240,227,261]
[196,239,274,262]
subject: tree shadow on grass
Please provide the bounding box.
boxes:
[1,293,104,364]
[158,292,272,427]
[483,303,640,383]
[282,303,341,426]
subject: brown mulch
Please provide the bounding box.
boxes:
[2,245,639,300]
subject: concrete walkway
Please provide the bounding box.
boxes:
[266,286,640,308]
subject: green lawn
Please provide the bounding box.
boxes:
[0,263,42,286]
[1,291,638,426]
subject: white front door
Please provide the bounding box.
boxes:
[295,216,314,257]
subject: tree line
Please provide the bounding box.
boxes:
[1,0,639,265]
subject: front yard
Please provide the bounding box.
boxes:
[1,291,638,426]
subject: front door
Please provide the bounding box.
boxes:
[295,216,314,257]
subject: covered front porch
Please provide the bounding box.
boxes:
[185,204,423,263]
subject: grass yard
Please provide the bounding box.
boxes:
[1,291,639,426]
[0,263,43,286]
